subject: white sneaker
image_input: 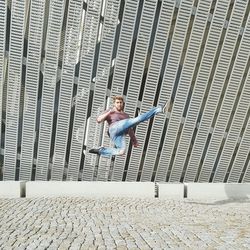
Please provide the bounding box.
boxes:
[162,100,171,114]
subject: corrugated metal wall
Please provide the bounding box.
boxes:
[0,0,250,182]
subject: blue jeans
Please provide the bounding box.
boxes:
[99,106,162,157]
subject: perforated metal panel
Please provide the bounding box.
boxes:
[19,0,45,181]
[140,0,175,182]
[51,0,84,181]
[122,0,158,181]
[67,0,101,181]
[184,0,232,182]
[83,0,120,181]
[212,1,250,183]
[155,0,194,182]
[36,0,65,180]
[1,0,250,183]
[0,0,7,151]
[169,0,213,182]
[3,0,27,180]
[110,0,140,181]
[197,1,247,182]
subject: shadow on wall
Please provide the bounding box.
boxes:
[185,183,250,205]
[222,183,250,203]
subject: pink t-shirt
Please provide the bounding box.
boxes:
[105,110,129,126]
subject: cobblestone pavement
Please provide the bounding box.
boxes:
[0,197,250,249]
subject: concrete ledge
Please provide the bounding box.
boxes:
[157,183,184,199]
[186,183,250,199]
[26,181,155,198]
[0,181,26,198]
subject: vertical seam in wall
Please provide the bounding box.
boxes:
[184,183,187,198]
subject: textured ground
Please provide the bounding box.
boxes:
[0,197,249,249]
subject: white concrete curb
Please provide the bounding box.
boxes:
[0,181,26,198]
[26,181,155,198]
[1,181,250,199]
[186,183,250,199]
[157,183,184,199]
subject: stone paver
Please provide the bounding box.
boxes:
[0,197,250,249]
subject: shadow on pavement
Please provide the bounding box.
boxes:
[184,197,250,206]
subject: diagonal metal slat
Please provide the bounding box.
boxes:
[197,1,246,182]
[120,0,159,181]
[51,0,84,181]
[212,2,250,182]
[0,0,7,151]
[114,0,158,182]
[36,0,66,180]
[234,113,250,183]
[83,0,120,181]
[67,0,101,181]
[19,0,46,181]
[95,1,122,182]
[111,0,140,181]
[184,0,232,182]
[169,0,213,182]
[243,161,250,183]
[95,1,123,182]
[129,0,175,182]
[3,0,27,180]
[155,0,194,182]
